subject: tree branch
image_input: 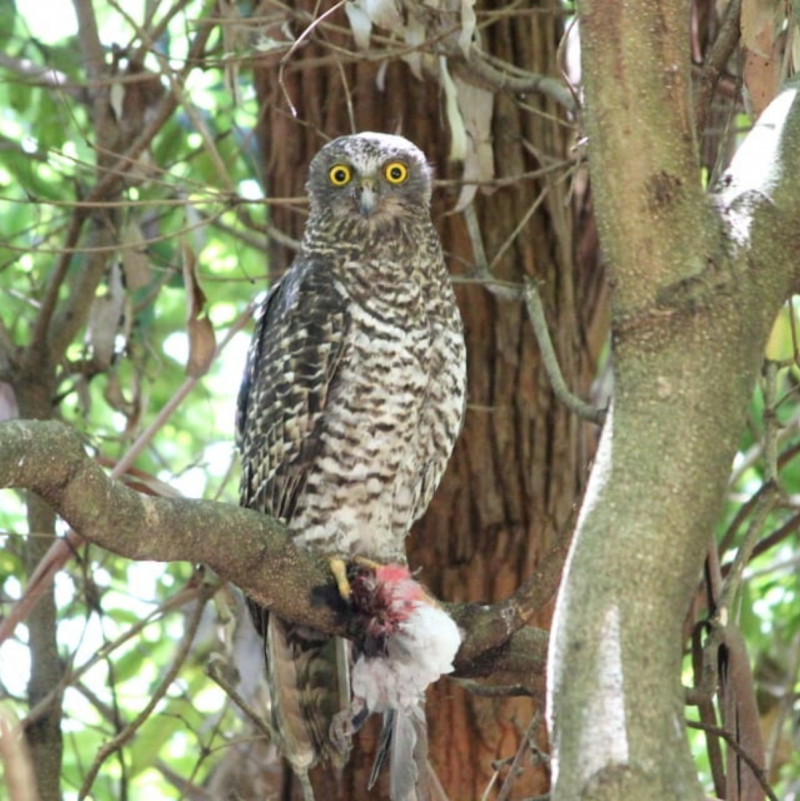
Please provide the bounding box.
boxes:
[693,0,741,137]
[578,0,713,315]
[523,278,606,425]
[0,419,547,689]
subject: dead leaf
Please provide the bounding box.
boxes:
[345,1,373,50]
[0,382,18,422]
[459,0,477,58]
[440,58,467,162]
[719,626,767,801]
[103,369,142,438]
[220,0,243,106]
[87,264,126,370]
[453,77,495,211]
[182,239,216,377]
[121,221,151,291]
[791,23,800,72]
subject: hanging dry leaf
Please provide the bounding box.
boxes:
[453,77,495,211]
[182,239,217,378]
[402,16,426,79]
[345,1,374,50]
[719,626,767,801]
[120,220,151,291]
[0,382,18,422]
[459,0,477,58]
[219,0,244,106]
[440,58,467,162]
[792,23,800,73]
[87,264,126,370]
[104,369,142,440]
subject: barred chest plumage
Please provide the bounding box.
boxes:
[290,225,466,562]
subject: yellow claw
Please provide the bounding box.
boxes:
[352,555,384,571]
[329,557,352,601]
[330,556,389,601]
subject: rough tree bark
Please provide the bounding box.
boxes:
[548,3,800,799]
[250,1,606,798]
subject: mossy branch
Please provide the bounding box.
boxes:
[0,419,547,692]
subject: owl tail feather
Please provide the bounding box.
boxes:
[368,706,450,801]
[266,615,352,780]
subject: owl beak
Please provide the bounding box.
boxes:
[356,179,379,218]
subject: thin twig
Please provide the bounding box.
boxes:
[686,719,779,801]
[17,583,211,731]
[278,0,349,117]
[523,278,606,425]
[496,710,545,801]
[462,204,520,302]
[206,657,273,739]
[694,0,742,136]
[764,629,800,774]
[107,0,236,193]
[763,361,779,483]
[489,185,549,272]
[727,510,800,571]
[450,45,576,113]
[718,482,778,616]
[76,583,214,799]
[0,301,256,648]
[25,13,216,366]
[718,479,775,558]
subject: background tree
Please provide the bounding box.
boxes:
[1,2,799,801]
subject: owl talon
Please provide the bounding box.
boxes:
[329,557,352,601]
[352,556,385,572]
[330,557,389,602]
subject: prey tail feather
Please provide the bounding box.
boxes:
[368,710,395,790]
[369,703,449,801]
[390,705,420,801]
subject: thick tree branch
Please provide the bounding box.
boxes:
[550,8,800,801]
[0,419,547,689]
[579,1,713,315]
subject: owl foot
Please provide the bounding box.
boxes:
[330,556,389,602]
[352,555,385,572]
[329,557,353,601]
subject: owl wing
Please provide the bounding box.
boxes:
[236,255,354,770]
[236,253,351,529]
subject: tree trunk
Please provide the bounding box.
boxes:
[548,3,800,798]
[15,372,63,801]
[251,2,606,797]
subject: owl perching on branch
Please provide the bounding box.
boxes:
[236,132,467,799]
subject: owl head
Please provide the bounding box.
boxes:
[306,132,433,224]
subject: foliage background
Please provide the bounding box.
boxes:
[0,3,270,797]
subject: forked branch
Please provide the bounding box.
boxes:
[0,419,547,691]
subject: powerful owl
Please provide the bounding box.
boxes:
[236,132,467,795]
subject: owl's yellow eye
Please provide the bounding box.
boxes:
[384,161,409,184]
[329,164,352,186]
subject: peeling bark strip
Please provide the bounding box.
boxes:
[0,419,548,687]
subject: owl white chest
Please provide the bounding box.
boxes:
[290,267,464,561]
